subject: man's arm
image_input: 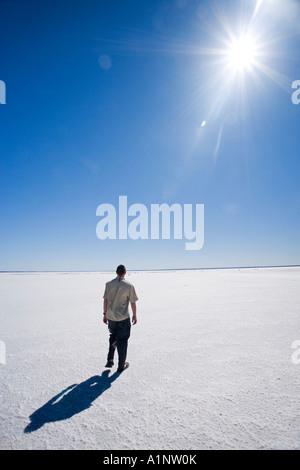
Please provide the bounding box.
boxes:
[103,298,108,324]
[131,302,137,325]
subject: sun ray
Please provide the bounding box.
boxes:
[252,0,264,21]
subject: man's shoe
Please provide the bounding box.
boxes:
[117,362,129,373]
[105,360,114,368]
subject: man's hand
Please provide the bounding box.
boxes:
[103,299,108,324]
[131,302,137,325]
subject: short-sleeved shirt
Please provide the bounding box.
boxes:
[103,277,138,322]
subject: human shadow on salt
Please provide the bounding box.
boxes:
[24,370,119,433]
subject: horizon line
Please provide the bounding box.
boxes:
[0,264,300,274]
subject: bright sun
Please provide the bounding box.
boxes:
[227,35,257,71]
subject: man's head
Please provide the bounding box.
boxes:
[116,264,126,277]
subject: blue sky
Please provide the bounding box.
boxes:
[1,0,300,271]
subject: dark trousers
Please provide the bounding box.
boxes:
[107,318,131,369]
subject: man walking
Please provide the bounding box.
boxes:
[103,265,138,372]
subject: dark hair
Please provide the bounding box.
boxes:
[116,264,126,275]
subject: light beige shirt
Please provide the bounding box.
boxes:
[103,277,138,322]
